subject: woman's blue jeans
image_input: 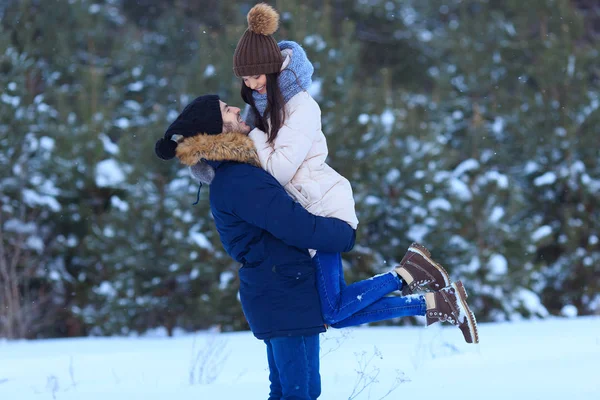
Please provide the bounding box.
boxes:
[313,252,426,328]
[265,334,321,400]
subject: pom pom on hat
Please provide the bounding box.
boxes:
[247,3,279,36]
[155,137,178,160]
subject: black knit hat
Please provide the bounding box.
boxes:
[233,3,283,77]
[155,94,223,160]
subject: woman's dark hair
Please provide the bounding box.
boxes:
[241,73,285,143]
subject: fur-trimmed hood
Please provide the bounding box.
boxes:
[175,132,260,185]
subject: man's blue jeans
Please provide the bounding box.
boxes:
[314,252,426,328]
[265,334,321,400]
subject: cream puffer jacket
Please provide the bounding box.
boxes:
[248,90,359,231]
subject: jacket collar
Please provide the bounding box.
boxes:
[176,131,260,185]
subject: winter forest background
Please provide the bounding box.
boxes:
[1,0,599,340]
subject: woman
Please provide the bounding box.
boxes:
[231,4,479,399]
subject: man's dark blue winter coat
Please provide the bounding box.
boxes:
[208,158,356,340]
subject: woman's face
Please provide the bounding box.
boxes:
[242,74,267,94]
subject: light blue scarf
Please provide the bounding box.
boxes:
[252,40,314,117]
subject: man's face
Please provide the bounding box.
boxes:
[220,101,251,134]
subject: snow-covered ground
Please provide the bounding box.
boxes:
[1,317,598,399]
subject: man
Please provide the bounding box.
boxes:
[155,95,479,399]
[155,95,355,400]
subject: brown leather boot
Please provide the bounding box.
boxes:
[395,242,451,295]
[425,281,479,344]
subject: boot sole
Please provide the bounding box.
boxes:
[408,245,452,289]
[453,281,479,344]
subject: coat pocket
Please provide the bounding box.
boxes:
[285,183,310,207]
[273,262,314,283]
[285,180,322,209]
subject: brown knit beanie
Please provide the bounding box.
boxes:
[233,3,283,77]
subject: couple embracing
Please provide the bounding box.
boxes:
[155,4,478,400]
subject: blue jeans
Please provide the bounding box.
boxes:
[265,334,321,400]
[314,252,426,328]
